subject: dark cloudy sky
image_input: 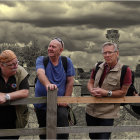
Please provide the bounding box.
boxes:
[0,1,140,69]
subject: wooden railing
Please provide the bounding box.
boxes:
[1,90,140,139]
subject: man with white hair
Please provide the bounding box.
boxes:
[86,42,132,139]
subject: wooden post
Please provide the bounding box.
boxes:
[47,89,57,139]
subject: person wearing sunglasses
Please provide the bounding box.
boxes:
[0,50,29,139]
[34,37,75,139]
[86,42,132,139]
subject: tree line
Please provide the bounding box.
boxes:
[0,43,48,67]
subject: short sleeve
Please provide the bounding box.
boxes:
[36,56,45,71]
[19,75,29,90]
[122,67,132,86]
[66,57,75,77]
[90,63,97,79]
[90,69,95,79]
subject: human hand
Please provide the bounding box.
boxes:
[90,88,107,97]
[133,91,139,96]
[46,84,57,91]
[0,93,7,104]
[89,88,101,97]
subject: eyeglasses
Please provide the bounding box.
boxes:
[3,61,19,67]
[102,51,116,56]
[54,37,64,48]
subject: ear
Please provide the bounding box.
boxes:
[116,51,119,56]
[60,47,63,54]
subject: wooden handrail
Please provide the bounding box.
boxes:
[1,125,140,136]
[2,96,140,105]
[29,84,82,87]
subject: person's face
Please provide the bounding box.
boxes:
[102,45,119,66]
[48,40,63,58]
[0,58,19,76]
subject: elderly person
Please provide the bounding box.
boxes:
[0,50,29,139]
[34,37,75,139]
[86,42,132,139]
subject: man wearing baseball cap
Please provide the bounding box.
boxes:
[0,50,29,139]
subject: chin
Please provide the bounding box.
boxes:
[49,55,54,57]
[48,53,54,56]
[105,60,110,63]
[106,61,112,66]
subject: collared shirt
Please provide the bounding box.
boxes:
[0,69,29,125]
[0,69,29,92]
[91,62,132,87]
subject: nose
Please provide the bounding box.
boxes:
[106,53,110,56]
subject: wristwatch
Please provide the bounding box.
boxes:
[5,94,11,101]
[107,91,112,97]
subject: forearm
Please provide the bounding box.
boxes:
[110,90,127,97]
[87,79,94,92]
[93,85,130,98]
[37,69,51,87]
[108,85,130,97]
[0,89,29,104]
[100,89,125,97]
[65,85,73,96]
[8,89,29,100]
[64,76,74,96]
[37,69,57,91]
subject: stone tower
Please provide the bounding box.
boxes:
[106,29,120,46]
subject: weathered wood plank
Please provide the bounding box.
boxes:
[1,125,140,136]
[2,96,140,105]
[3,97,47,105]
[47,89,57,139]
[57,96,140,104]
[0,128,46,136]
[57,126,140,133]
[29,84,82,87]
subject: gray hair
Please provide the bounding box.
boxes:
[101,42,119,53]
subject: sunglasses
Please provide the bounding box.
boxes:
[54,37,64,48]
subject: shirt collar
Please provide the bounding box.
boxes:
[104,62,115,70]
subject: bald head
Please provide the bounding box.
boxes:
[53,38,64,48]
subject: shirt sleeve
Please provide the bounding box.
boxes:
[122,67,132,86]
[90,63,97,79]
[19,75,29,90]
[90,68,95,79]
[66,57,75,77]
[36,56,45,70]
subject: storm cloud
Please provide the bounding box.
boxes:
[0,1,140,69]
